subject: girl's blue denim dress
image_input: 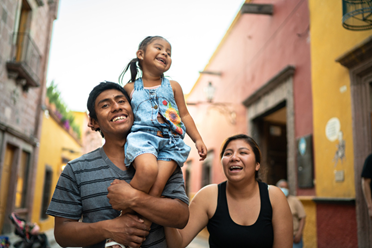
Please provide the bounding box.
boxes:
[124,77,191,167]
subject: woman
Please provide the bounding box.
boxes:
[165,134,293,248]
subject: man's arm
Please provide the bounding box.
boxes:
[107,179,189,229]
[54,214,149,248]
[362,177,372,218]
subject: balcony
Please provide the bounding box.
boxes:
[6,33,42,89]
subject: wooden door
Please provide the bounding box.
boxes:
[0,145,16,233]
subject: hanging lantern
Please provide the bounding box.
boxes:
[342,0,372,31]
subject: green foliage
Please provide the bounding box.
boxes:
[46,81,81,139]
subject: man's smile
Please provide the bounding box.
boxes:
[111,115,128,122]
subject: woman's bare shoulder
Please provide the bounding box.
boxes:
[268,185,287,206]
[192,184,218,206]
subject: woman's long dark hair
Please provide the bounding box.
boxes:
[118,36,169,85]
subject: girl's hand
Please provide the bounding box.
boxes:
[195,140,207,161]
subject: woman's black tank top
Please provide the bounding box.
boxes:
[207,181,274,248]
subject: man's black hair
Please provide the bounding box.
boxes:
[87,81,131,137]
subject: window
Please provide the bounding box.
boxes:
[201,163,211,188]
[201,151,214,188]
[40,166,52,219]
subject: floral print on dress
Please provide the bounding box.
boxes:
[164,102,183,135]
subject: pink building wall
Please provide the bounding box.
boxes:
[184,0,312,195]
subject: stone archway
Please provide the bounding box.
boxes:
[243,65,296,193]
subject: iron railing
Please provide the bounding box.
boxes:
[7,32,42,87]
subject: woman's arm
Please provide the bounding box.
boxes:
[170,80,207,160]
[269,186,293,248]
[165,185,218,248]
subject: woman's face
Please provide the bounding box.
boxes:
[221,139,260,182]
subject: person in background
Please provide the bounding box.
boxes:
[361,153,372,219]
[162,134,293,248]
[277,179,306,248]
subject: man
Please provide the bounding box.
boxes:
[277,179,306,248]
[46,82,189,248]
[362,153,372,219]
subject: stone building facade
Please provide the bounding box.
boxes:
[0,0,59,234]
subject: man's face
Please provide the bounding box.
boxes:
[278,181,289,190]
[91,89,133,138]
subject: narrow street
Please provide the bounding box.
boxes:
[39,230,208,248]
[186,236,208,248]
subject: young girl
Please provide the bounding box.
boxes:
[106,36,207,248]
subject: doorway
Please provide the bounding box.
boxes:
[253,105,287,185]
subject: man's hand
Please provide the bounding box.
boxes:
[293,231,302,244]
[54,214,149,248]
[107,214,149,248]
[108,179,137,214]
[195,140,207,161]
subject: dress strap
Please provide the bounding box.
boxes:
[161,76,172,89]
[134,78,144,90]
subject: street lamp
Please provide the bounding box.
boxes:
[187,82,236,124]
[204,82,216,103]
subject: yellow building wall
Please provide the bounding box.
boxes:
[309,0,372,197]
[73,111,87,143]
[32,111,82,231]
[300,198,317,248]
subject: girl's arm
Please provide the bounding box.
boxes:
[165,184,217,248]
[170,80,207,160]
[269,186,293,248]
